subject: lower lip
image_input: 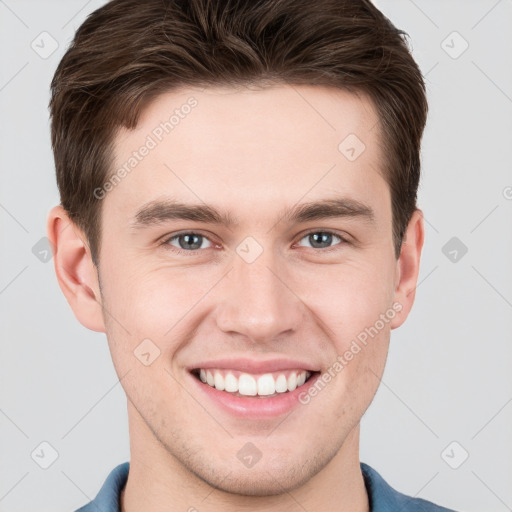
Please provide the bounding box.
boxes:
[189,371,321,419]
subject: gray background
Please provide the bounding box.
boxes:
[1,1,511,511]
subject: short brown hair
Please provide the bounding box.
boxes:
[50,0,428,264]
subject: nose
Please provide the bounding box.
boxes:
[215,245,304,344]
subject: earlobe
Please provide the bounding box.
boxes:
[46,205,106,332]
[390,209,425,329]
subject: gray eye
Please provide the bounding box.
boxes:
[299,232,342,249]
[167,233,212,251]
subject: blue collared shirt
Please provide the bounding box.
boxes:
[75,461,457,511]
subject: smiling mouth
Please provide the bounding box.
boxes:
[190,368,319,398]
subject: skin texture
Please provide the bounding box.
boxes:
[47,84,424,512]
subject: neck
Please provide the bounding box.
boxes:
[121,403,369,512]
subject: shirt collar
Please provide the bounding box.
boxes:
[81,461,446,512]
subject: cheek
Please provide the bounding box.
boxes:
[101,259,207,331]
[296,259,394,397]
[99,263,221,378]
[296,257,396,332]
[100,245,396,364]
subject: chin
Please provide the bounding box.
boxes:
[185,448,331,498]
[206,467,309,497]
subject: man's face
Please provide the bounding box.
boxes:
[96,85,404,494]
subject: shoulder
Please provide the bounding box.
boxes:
[75,461,459,512]
[73,462,129,512]
[361,462,459,512]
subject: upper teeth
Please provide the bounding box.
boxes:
[198,369,311,396]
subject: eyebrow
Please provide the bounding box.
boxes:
[130,196,375,230]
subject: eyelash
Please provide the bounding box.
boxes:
[160,229,349,256]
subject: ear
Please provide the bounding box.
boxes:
[46,205,106,332]
[390,209,425,329]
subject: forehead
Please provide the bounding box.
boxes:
[107,84,388,225]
